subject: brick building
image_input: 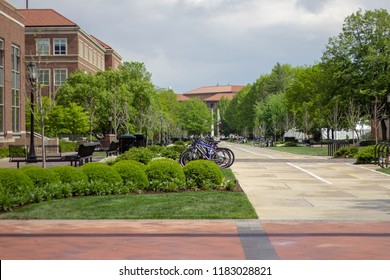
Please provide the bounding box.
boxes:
[0,0,26,145]
[18,8,122,97]
[0,4,122,147]
[179,85,244,109]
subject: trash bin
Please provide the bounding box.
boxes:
[134,133,147,147]
[118,134,136,153]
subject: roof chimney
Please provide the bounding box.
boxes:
[26,0,29,9]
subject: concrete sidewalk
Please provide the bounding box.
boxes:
[0,143,390,260]
[228,143,390,260]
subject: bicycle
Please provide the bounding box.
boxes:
[378,144,390,168]
[179,136,235,168]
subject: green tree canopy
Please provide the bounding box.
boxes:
[177,97,212,135]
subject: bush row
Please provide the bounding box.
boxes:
[333,145,376,164]
[0,159,235,212]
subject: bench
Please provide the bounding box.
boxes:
[9,144,97,168]
[102,141,119,157]
[62,143,97,167]
[9,145,65,168]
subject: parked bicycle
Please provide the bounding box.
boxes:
[179,136,235,168]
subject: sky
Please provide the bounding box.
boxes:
[6,0,390,93]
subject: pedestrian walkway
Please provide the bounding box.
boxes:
[0,143,389,260]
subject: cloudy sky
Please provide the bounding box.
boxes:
[7,0,390,93]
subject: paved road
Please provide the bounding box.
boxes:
[227,143,390,221]
[0,144,390,260]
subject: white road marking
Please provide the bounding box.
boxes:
[287,162,332,185]
[234,147,276,159]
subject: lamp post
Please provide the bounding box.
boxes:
[387,93,390,141]
[108,116,113,134]
[159,115,163,145]
[27,62,37,161]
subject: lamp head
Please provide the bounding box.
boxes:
[27,62,38,81]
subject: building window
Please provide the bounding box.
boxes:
[54,69,67,87]
[84,44,88,59]
[11,45,20,132]
[79,41,83,57]
[89,48,92,62]
[0,39,4,132]
[36,39,50,55]
[38,69,50,87]
[54,39,67,55]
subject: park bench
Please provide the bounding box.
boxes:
[62,143,97,167]
[102,141,119,157]
[9,145,63,168]
[9,143,97,168]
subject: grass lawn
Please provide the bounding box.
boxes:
[378,168,390,175]
[267,145,329,156]
[0,191,258,220]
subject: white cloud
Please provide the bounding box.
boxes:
[6,0,390,92]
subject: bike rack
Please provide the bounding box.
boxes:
[327,140,350,157]
[376,142,390,168]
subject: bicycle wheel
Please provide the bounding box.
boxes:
[220,147,235,168]
[378,151,389,168]
[179,148,202,166]
[210,148,233,168]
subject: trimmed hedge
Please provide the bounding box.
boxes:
[51,165,89,184]
[117,147,155,164]
[81,163,122,184]
[0,168,34,211]
[145,158,186,191]
[112,160,148,192]
[355,145,376,164]
[19,166,71,202]
[19,166,61,187]
[334,146,359,158]
[183,160,223,190]
[0,147,8,158]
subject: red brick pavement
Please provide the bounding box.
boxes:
[262,221,390,260]
[0,220,245,260]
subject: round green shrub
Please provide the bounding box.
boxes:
[334,146,359,158]
[160,145,183,160]
[183,160,223,190]
[117,147,155,164]
[355,145,375,164]
[19,166,60,187]
[51,165,88,184]
[147,145,164,154]
[0,168,34,209]
[80,162,123,185]
[112,160,148,191]
[145,158,186,191]
[79,163,125,196]
[284,141,298,147]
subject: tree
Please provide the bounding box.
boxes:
[56,71,103,141]
[254,93,288,140]
[321,8,390,141]
[177,98,212,135]
[286,64,325,138]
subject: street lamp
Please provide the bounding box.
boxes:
[108,116,113,134]
[159,115,163,145]
[26,62,37,161]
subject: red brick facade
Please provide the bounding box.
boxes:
[0,1,26,145]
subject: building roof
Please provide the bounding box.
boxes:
[90,35,112,50]
[204,93,236,101]
[176,94,190,101]
[184,85,244,95]
[17,9,77,27]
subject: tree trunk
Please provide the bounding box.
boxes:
[381,119,388,141]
